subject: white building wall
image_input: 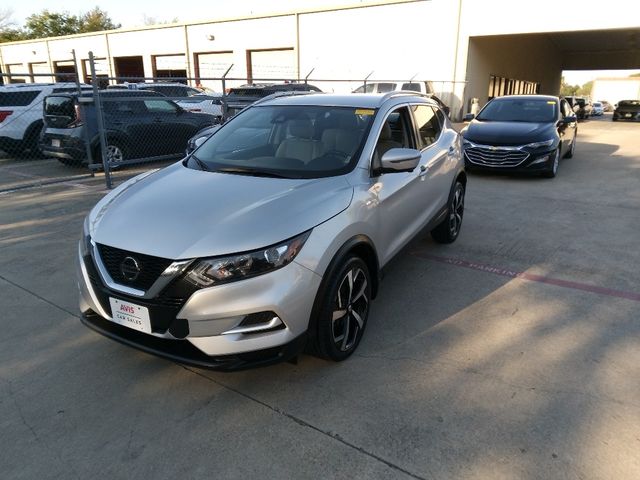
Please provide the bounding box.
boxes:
[592,78,640,105]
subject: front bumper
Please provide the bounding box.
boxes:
[77,245,322,370]
[613,111,640,121]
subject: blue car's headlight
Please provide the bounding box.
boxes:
[185,231,311,288]
[524,139,554,149]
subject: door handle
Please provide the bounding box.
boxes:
[448,146,456,155]
[418,164,429,177]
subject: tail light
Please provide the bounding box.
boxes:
[69,104,84,127]
[0,110,13,123]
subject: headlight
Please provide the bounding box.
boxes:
[80,215,91,257]
[524,139,554,149]
[185,231,311,288]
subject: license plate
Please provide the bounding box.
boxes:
[625,113,632,118]
[109,297,151,333]
[51,139,60,147]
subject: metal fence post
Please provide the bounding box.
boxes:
[220,64,234,123]
[89,51,112,189]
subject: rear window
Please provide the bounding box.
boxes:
[0,90,40,107]
[44,96,74,117]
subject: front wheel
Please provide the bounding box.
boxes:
[431,180,465,244]
[564,132,576,159]
[542,149,560,178]
[312,256,372,361]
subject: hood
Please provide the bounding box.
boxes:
[89,162,353,259]
[462,120,556,146]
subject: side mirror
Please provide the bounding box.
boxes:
[563,115,577,124]
[193,136,208,149]
[380,148,421,173]
[463,113,475,122]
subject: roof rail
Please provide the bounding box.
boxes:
[252,90,319,106]
[380,90,433,103]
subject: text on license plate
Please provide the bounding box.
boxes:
[109,297,152,333]
[51,139,61,147]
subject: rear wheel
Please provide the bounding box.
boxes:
[94,139,128,166]
[312,255,371,361]
[431,180,465,244]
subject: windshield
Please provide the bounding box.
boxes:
[477,98,558,122]
[618,100,640,107]
[189,105,376,179]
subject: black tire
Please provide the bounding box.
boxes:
[542,148,560,178]
[612,117,618,122]
[431,180,465,244]
[312,255,372,361]
[564,132,576,159]
[18,121,44,158]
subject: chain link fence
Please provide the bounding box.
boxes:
[1,53,467,188]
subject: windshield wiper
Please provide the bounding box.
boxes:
[190,155,211,172]
[214,167,296,179]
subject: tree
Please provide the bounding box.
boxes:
[18,7,120,40]
[24,10,81,38]
[80,7,121,33]
[0,8,25,42]
[142,14,179,26]
[560,77,579,97]
[577,80,593,96]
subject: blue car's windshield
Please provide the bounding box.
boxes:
[477,98,558,123]
[189,105,376,179]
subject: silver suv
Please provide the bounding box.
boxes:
[78,92,466,370]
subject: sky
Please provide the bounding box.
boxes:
[6,2,640,85]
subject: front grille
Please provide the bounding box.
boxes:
[465,146,529,167]
[84,254,198,334]
[96,243,173,291]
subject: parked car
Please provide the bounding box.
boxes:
[40,90,218,166]
[612,100,640,121]
[591,101,604,116]
[0,82,92,156]
[352,81,433,95]
[461,95,577,178]
[600,100,613,112]
[77,91,466,370]
[222,83,322,119]
[176,93,224,123]
[564,96,589,120]
[106,82,204,98]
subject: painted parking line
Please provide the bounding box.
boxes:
[411,251,640,302]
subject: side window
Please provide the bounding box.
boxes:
[373,106,415,169]
[402,83,421,92]
[561,100,571,118]
[144,99,178,113]
[412,105,442,149]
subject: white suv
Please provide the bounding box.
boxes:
[0,83,91,157]
[353,81,433,94]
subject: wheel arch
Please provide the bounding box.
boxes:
[305,234,380,353]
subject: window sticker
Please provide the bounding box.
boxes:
[355,109,375,116]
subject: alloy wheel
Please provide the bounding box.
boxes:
[331,267,369,352]
[448,184,465,237]
[106,144,124,164]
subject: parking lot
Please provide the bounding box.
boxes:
[1,115,638,479]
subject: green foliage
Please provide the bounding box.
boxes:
[560,77,579,97]
[577,80,593,96]
[0,6,120,42]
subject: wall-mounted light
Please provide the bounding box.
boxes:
[206,34,215,41]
